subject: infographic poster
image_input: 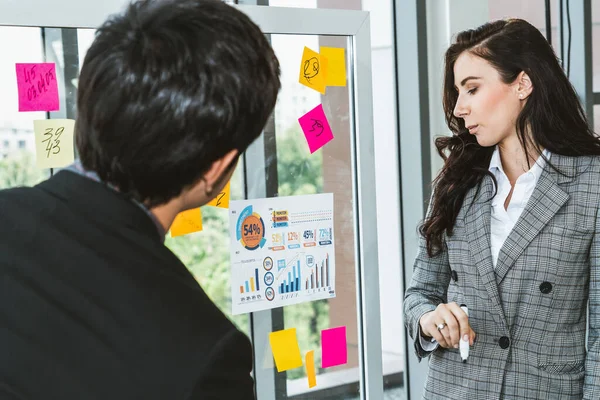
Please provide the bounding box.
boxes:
[229,193,336,315]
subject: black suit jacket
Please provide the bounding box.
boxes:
[0,171,255,400]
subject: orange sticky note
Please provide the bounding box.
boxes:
[305,350,317,388]
[320,47,346,87]
[170,208,203,237]
[269,328,303,372]
[207,181,230,208]
[299,46,327,94]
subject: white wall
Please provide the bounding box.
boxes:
[426,0,489,179]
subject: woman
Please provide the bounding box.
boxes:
[403,18,600,399]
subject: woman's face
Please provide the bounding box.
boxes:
[452,52,526,148]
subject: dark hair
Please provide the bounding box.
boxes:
[76,0,280,207]
[421,18,600,256]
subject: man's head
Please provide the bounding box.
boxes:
[76,0,280,208]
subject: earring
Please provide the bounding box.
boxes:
[201,177,213,197]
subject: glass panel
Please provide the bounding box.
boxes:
[0,26,50,189]
[44,28,82,154]
[268,2,404,398]
[488,0,561,56]
[266,33,360,399]
[593,0,600,92]
[14,19,369,397]
[594,105,600,135]
[268,3,403,399]
[77,29,96,69]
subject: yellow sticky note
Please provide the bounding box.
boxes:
[269,328,303,372]
[305,350,317,388]
[207,181,231,208]
[320,47,346,87]
[320,55,328,82]
[299,46,327,94]
[33,119,75,169]
[170,208,203,237]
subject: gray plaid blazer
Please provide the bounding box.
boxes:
[404,153,600,399]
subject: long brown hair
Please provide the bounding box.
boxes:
[421,18,600,257]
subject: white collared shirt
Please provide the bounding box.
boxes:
[419,145,550,351]
[488,146,549,267]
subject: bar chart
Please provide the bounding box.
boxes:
[306,253,330,290]
[230,193,336,314]
[240,268,260,294]
[279,260,301,294]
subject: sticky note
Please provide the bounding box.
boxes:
[170,208,203,237]
[305,350,317,388]
[269,328,303,372]
[298,104,334,154]
[33,119,75,169]
[320,56,329,84]
[207,181,231,208]
[321,326,347,368]
[320,47,346,87]
[299,47,327,94]
[16,63,59,112]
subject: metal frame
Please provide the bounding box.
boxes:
[558,0,598,129]
[394,1,430,397]
[1,1,369,32]
[0,3,383,399]
[348,14,384,400]
[558,0,594,127]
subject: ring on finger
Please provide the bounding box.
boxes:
[436,322,446,331]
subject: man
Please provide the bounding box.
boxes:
[0,0,280,398]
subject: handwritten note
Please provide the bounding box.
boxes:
[305,350,317,388]
[299,47,327,94]
[298,104,334,153]
[33,119,75,169]
[321,326,347,368]
[320,47,346,87]
[170,208,203,237]
[16,63,59,112]
[269,328,303,372]
[207,181,231,208]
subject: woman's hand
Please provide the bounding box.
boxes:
[419,302,476,349]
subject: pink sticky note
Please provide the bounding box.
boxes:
[321,326,347,368]
[298,104,334,154]
[16,63,60,112]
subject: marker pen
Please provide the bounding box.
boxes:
[460,304,469,363]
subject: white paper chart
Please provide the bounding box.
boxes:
[229,193,336,315]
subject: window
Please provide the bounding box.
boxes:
[0,26,49,189]
[270,33,360,398]
[266,1,403,398]
[1,6,384,399]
